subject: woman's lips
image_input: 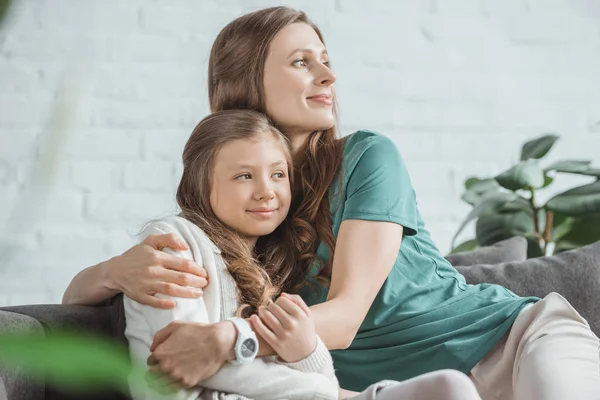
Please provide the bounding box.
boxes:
[307,95,333,106]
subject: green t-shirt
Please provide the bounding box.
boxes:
[298,130,539,391]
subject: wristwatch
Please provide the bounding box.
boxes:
[228,317,259,365]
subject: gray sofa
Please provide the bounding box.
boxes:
[1,238,599,400]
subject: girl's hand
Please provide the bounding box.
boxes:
[106,233,208,309]
[250,293,317,363]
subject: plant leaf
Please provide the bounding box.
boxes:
[495,159,545,191]
[0,330,160,395]
[475,211,535,247]
[573,168,600,178]
[544,160,591,174]
[526,236,544,258]
[551,215,575,242]
[498,196,534,215]
[452,191,517,248]
[544,180,600,216]
[554,214,600,253]
[520,134,559,161]
[464,177,482,190]
[542,175,554,188]
[449,239,479,254]
[461,178,500,205]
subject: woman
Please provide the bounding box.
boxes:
[64,6,600,400]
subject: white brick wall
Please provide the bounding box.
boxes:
[1,0,599,305]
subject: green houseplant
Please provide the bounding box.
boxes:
[452,133,600,258]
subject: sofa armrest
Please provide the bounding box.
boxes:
[0,295,130,400]
[0,295,126,342]
[0,310,46,400]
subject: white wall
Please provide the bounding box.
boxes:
[1,0,599,305]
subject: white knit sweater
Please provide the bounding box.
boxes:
[124,215,339,400]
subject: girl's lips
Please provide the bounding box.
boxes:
[247,208,278,218]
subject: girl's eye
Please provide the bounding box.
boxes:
[235,173,251,180]
[292,58,307,68]
[323,60,330,67]
[272,171,286,179]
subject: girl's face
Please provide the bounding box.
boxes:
[209,134,291,245]
[263,22,336,139]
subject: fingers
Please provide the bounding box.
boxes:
[281,293,311,316]
[156,269,208,290]
[250,314,278,348]
[258,306,285,336]
[265,302,295,329]
[155,252,207,278]
[150,322,177,352]
[275,296,305,319]
[144,233,189,251]
[139,294,176,309]
[152,282,204,299]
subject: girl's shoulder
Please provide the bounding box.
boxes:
[138,215,221,254]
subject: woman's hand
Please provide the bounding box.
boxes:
[250,293,317,363]
[106,233,208,309]
[147,321,236,388]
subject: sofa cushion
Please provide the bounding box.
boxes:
[0,310,46,400]
[445,236,528,266]
[455,240,600,336]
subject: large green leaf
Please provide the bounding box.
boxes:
[0,331,160,394]
[520,134,559,161]
[452,191,517,248]
[544,160,591,174]
[554,214,600,253]
[475,211,535,247]
[449,239,479,254]
[545,181,600,216]
[495,159,545,191]
[461,178,500,205]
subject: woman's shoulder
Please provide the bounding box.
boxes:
[342,129,398,158]
[138,215,220,254]
[341,129,402,168]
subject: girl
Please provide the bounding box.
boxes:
[65,6,600,400]
[125,109,481,400]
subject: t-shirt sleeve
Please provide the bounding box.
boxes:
[342,134,419,235]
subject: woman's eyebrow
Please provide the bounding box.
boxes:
[287,48,328,58]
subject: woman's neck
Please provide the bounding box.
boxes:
[286,131,312,157]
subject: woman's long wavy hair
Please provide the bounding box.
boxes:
[208,6,344,290]
[176,110,296,317]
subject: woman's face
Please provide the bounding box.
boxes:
[209,134,291,246]
[263,22,336,138]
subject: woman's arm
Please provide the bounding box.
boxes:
[156,219,401,359]
[62,233,208,308]
[311,219,403,349]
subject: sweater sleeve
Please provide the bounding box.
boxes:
[275,336,339,386]
[124,221,210,400]
[125,219,339,400]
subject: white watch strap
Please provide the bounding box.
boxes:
[229,317,253,336]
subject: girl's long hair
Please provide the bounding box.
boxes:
[176,110,296,316]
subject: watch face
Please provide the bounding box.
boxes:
[241,338,257,357]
